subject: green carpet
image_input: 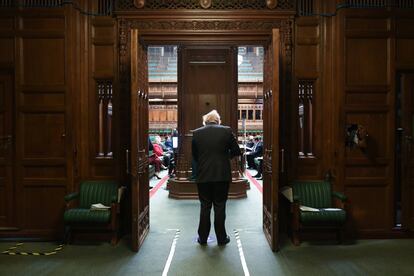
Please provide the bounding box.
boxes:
[1,174,414,276]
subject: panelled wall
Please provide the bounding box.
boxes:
[396,11,414,231]
[293,16,325,179]
[0,7,73,236]
[336,8,414,237]
[87,16,118,179]
[338,9,394,237]
[0,2,118,238]
[294,2,414,237]
[1,1,414,239]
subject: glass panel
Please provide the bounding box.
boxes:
[298,80,314,157]
[96,80,113,158]
[98,82,105,157]
[106,82,113,157]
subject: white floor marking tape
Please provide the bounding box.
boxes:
[162,229,180,276]
[234,229,251,276]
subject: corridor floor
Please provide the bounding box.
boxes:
[1,171,414,276]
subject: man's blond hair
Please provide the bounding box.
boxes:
[203,109,221,125]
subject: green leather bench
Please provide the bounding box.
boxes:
[64,180,120,245]
[290,180,347,245]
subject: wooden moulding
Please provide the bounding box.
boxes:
[168,178,249,199]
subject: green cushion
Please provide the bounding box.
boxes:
[64,209,110,224]
[292,180,331,208]
[79,181,118,209]
[300,209,346,226]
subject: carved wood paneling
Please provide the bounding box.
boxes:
[0,74,15,229]
[90,18,117,178]
[116,0,294,10]
[0,10,74,238]
[337,10,397,236]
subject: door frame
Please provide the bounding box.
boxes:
[396,71,414,231]
[119,15,294,251]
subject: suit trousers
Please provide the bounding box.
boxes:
[196,181,230,243]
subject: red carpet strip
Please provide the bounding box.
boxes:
[150,175,169,198]
[244,170,263,194]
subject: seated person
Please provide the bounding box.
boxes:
[149,138,162,179]
[153,135,170,169]
[245,136,255,152]
[246,136,263,170]
[164,135,173,151]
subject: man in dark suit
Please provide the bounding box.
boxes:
[246,136,263,170]
[192,110,241,245]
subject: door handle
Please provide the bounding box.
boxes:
[126,149,130,174]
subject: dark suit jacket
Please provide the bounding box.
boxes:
[192,123,241,183]
[252,141,263,157]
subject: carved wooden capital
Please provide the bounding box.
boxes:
[200,0,212,9]
[266,0,278,9]
[134,0,145,9]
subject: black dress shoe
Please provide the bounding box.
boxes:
[257,177,263,180]
[217,236,230,246]
[253,174,262,178]
[197,238,207,245]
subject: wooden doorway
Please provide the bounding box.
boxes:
[127,27,284,252]
[396,72,414,231]
[130,29,150,252]
[262,29,281,251]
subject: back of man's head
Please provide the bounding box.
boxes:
[202,109,221,125]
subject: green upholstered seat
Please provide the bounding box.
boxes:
[290,180,347,245]
[64,209,111,224]
[63,181,119,245]
[78,181,118,209]
[300,209,346,226]
[292,180,331,208]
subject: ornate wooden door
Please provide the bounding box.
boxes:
[0,74,15,230]
[130,29,150,252]
[401,73,414,230]
[262,29,280,251]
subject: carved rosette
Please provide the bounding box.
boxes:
[199,0,211,9]
[134,0,145,9]
[266,0,278,9]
